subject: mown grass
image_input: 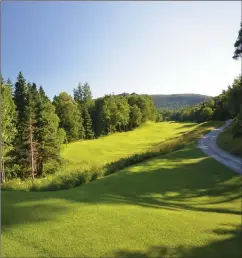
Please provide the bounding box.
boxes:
[2,143,241,257]
[60,121,198,170]
[217,125,242,157]
[2,121,223,191]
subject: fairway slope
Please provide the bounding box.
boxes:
[2,144,241,257]
[60,121,197,169]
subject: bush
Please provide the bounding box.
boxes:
[4,163,21,180]
[43,160,61,175]
[232,113,242,138]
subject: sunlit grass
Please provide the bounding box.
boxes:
[60,121,198,170]
[2,143,241,257]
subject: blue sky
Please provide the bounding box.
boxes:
[2,1,241,99]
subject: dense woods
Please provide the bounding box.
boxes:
[1,73,63,182]
[0,76,158,182]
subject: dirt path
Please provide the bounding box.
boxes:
[198,120,242,174]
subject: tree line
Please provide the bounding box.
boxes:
[162,22,242,138]
[0,75,159,182]
[160,75,242,138]
[166,75,241,122]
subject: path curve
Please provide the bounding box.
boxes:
[198,119,242,174]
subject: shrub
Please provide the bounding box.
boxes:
[232,113,242,138]
[43,160,61,175]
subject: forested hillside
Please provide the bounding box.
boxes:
[0,77,158,182]
[167,75,241,125]
[151,94,210,110]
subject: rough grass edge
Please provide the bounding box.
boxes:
[2,121,224,192]
[217,124,242,158]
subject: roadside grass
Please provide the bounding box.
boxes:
[2,143,241,257]
[217,125,242,157]
[2,121,223,191]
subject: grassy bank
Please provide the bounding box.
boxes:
[2,143,241,257]
[2,121,223,191]
[217,125,242,157]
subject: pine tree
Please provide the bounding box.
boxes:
[39,85,49,101]
[1,78,17,182]
[233,22,242,60]
[82,82,92,105]
[25,83,39,179]
[98,96,112,135]
[13,72,29,177]
[92,97,106,137]
[14,72,28,126]
[74,82,92,105]
[35,89,61,176]
[73,82,83,103]
[83,106,94,139]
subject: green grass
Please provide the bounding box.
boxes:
[2,143,241,257]
[217,125,242,157]
[60,121,198,170]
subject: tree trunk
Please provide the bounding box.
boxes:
[0,160,5,184]
[1,141,5,183]
[2,160,5,183]
[29,120,35,180]
[30,133,34,180]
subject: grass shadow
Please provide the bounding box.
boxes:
[2,123,241,230]
[114,224,242,258]
[3,145,241,231]
[1,192,69,231]
[55,146,241,216]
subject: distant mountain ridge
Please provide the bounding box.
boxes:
[150,94,211,110]
[113,93,211,111]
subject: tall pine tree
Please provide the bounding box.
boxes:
[35,87,61,176]
[13,72,29,177]
[25,83,39,179]
[83,106,94,139]
[1,78,17,182]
